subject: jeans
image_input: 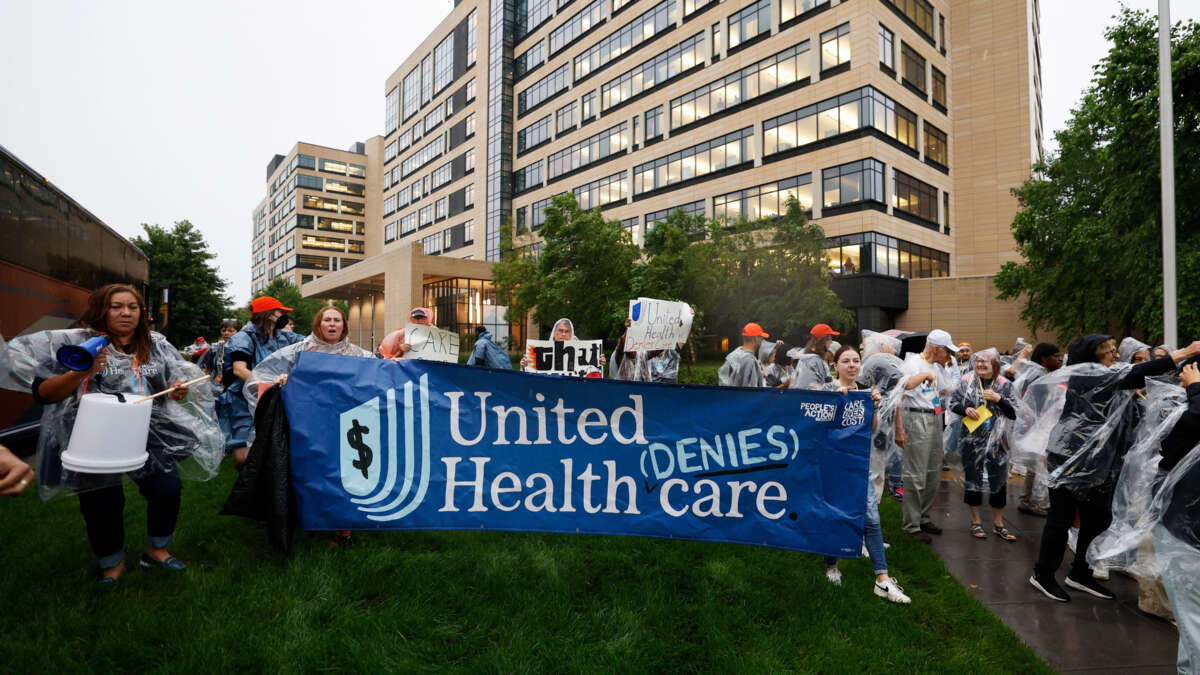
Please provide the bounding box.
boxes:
[1154,525,1200,674]
[902,410,944,533]
[827,482,888,576]
[218,389,253,452]
[76,469,181,569]
[1034,486,1113,579]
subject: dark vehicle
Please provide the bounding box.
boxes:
[0,144,149,453]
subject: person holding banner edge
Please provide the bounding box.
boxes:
[820,344,910,604]
[379,307,433,359]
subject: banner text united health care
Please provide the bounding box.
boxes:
[284,353,872,557]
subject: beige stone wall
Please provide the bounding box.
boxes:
[897,274,1034,350]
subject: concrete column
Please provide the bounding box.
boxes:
[812,169,824,220]
[884,165,895,215]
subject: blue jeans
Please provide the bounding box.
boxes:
[218,389,253,452]
[826,498,888,575]
[1154,525,1199,674]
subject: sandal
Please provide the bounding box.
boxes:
[970,522,988,539]
[993,526,1017,542]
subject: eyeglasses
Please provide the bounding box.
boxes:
[1096,347,1118,357]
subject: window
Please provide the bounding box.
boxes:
[303,194,341,212]
[516,206,528,233]
[468,9,478,65]
[822,159,885,207]
[924,122,947,165]
[518,116,552,153]
[530,195,558,230]
[424,105,445,133]
[423,232,442,255]
[621,216,641,246]
[518,64,569,115]
[297,173,323,191]
[325,179,364,197]
[515,41,546,79]
[581,90,597,120]
[396,185,411,210]
[434,33,455,93]
[884,0,934,42]
[645,105,663,139]
[557,101,577,132]
[465,183,475,207]
[601,33,703,111]
[515,161,545,194]
[550,0,604,55]
[634,127,753,194]
[402,136,445,177]
[319,158,348,175]
[436,197,448,220]
[893,169,938,223]
[420,204,434,226]
[431,161,453,190]
[765,87,913,155]
[574,0,674,80]
[466,77,477,101]
[573,171,628,210]
[384,195,398,217]
[780,0,828,24]
[421,53,433,105]
[895,103,918,150]
[901,43,926,92]
[402,213,418,235]
[712,22,721,57]
[317,217,361,234]
[340,200,364,216]
[466,147,476,172]
[825,231,946,278]
[682,0,717,15]
[820,23,851,70]
[879,25,895,69]
[403,67,420,119]
[385,87,400,134]
[727,0,770,50]
[515,0,554,40]
[385,140,399,163]
[931,66,946,108]
[645,200,705,230]
[670,41,811,129]
[302,234,347,252]
[713,174,812,223]
[548,122,629,179]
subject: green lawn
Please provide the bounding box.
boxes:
[1,465,1050,673]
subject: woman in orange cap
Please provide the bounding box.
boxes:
[220,296,303,468]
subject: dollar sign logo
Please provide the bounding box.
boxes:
[347,419,372,480]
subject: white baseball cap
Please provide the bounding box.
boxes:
[927,329,955,350]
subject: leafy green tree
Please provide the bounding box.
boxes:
[133,220,230,347]
[996,9,1200,343]
[252,277,346,337]
[493,194,640,341]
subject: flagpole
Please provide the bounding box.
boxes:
[1159,0,1177,347]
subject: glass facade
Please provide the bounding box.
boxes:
[423,277,525,352]
[713,174,813,223]
[825,231,948,279]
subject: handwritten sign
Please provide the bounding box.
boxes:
[524,339,604,377]
[625,298,693,352]
[405,323,460,363]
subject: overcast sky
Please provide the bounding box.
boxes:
[1,0,1196,303]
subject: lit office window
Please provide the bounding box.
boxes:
[727,0,770,50]
[820,23,851,70]
[822,159,885,208]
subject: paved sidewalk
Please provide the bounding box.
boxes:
[915,474,1180,674]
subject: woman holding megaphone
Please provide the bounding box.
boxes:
[1,284,223,583]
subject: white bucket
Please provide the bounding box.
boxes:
[61,393,152,474]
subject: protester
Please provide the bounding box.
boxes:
[718,323,772,388]
[1153,345,1172,360]
[198,318,240,384]
[1119,337,1152,365]
[246,306,374,394]
[820,345,909,604]
[222,296,303,469]
[282,317,296,334]
[467,325,514,370]
[519,317,607,372]
[949,348,1018,541]
[1026,336,1200,603]
[1014,342,1062,517]
[860,330,907,504]
[379,307,433,359]
[0,444,34,496]
[763,342,790,388]
[610,318,679,383]
[957,343,973,372]
[899,328,958,542]
[1,284,222,582]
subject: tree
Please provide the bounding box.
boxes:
[633,208,724,340]
[995,9,1200,344]
[252,277,345,336]
[133,220,230,347]
[493,194,640,341]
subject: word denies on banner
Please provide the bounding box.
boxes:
[626,298,694,352]
[405,323,460,363]
[524,339,604,377]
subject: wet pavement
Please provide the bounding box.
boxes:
[914,474,1180,674]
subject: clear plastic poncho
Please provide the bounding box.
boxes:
[244,333,375,418]
[861,330,901,359]
[1119,337,1151,364]
[1088,379,1200,578]
[610,347,680,383]
[1012,361,1140,497]
[718,346,763,388]
[859,351,907,505]
[787,348,829,390]
[1,329,223,500]
[0,334,10,382]
[945,349,1018,494]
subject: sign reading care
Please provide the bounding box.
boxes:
[404,323,460,363]
[284,353,872,556]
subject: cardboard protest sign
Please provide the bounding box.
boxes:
[625,298,693,352]
[523,339,604,377]
[404,323,460,363]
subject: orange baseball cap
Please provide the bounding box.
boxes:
[250,296,293,314]
[743,322,770,338]
[810,323,840,338]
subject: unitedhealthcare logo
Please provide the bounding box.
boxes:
[339,373,431,521]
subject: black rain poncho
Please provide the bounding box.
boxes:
[1,328,223,500]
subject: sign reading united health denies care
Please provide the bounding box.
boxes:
[283,352,873,556]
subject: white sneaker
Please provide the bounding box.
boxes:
[874,577,911,604]
[1067,526,1079,553]
[826,567,843,586]
[862,543,870,558]
[1093,565,1109,580]
[883,541,890,549]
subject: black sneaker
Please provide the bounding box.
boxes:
[1065,572,1114,600]
[920,522,943,535]
[1029,573,1070,602]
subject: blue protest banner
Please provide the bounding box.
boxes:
[282,352,873,557]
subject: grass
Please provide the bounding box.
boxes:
[0,465,1051,673]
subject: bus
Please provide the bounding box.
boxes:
[0,143,149,453]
